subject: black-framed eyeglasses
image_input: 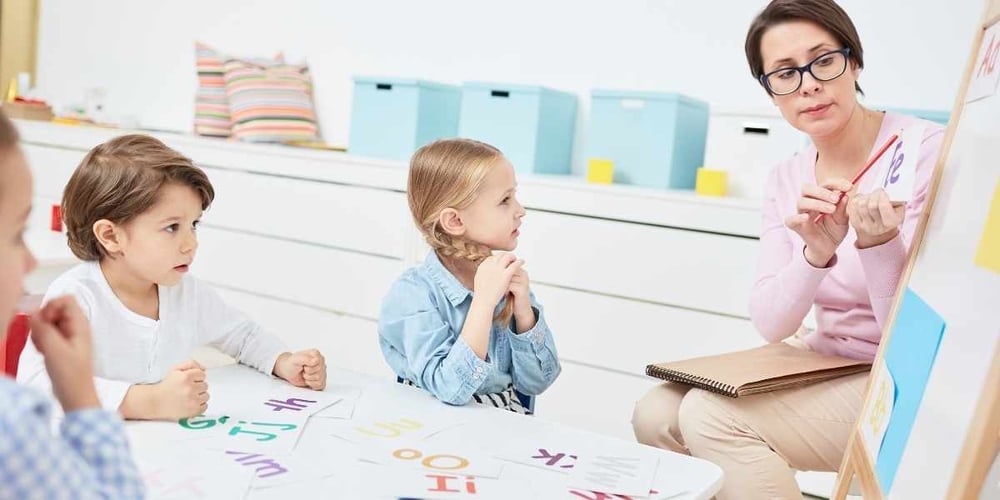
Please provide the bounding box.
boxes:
[759,47,851,96]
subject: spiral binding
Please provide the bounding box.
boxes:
[645,365,738,397]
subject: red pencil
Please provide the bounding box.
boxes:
[813,132,900,223]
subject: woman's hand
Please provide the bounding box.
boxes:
[785,178,853,267]
[848,189,904,249]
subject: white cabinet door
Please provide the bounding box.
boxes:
[214,287,393,379]
[517,211,758,318]
[22,144,86,200]
[204,168,411,258]
[537,360,659,440]
[535,283,763,375]
[195,226,403,320]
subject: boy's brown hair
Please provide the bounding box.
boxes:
[62,134,215,260]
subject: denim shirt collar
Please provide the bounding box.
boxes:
[421,251,473,307]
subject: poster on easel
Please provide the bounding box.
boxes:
[833,2,1000,498]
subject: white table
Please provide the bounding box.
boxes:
[125,364,723,499]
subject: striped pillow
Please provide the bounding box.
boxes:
[193,43,285,138]
[222,58,320,143]
[194,43,233,137]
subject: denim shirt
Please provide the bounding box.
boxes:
[378,251,561,405]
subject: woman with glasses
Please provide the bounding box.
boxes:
[632,0,944,498]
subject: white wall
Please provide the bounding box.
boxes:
[34,0,981,175]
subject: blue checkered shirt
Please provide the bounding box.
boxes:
[0,377,144,499]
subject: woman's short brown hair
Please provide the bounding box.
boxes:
[745,0,864,95]
[62,134,215,261]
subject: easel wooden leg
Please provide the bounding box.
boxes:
[832,439,856,500]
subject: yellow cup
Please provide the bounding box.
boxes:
[587,158,614,185]
[695,168,728,196]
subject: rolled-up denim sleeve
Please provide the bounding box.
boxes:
[506,295,561,396]
[379,279,492,405]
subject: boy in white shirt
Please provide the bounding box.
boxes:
[18,134,327,420]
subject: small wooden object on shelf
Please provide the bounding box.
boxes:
[2,97,55,121]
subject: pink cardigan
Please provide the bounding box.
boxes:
[750,112,945,361]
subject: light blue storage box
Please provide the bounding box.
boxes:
[458,83,577,175]
[587,90,709,190]
[349,77,461,161]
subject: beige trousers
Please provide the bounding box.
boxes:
[631,339,869,500]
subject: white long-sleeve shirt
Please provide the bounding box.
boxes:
[18,261,287,411]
